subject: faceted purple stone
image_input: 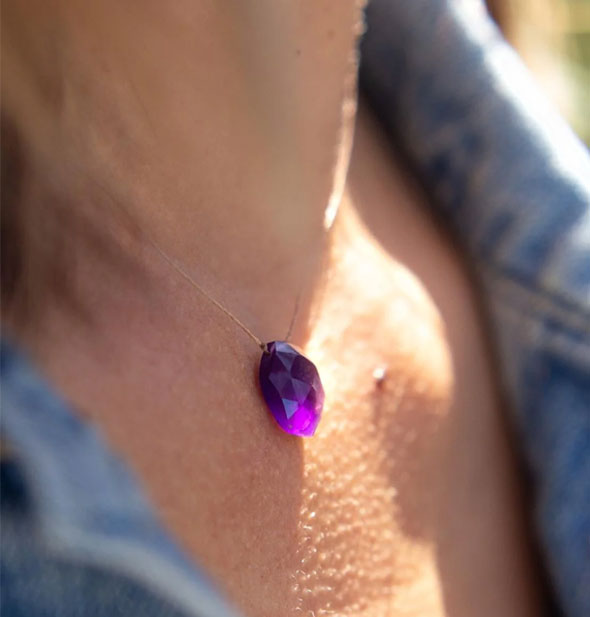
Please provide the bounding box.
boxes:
[259,341,324,437]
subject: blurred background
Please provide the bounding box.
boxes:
[486,0,590,146]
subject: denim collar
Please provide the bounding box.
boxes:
[1,338,239,617]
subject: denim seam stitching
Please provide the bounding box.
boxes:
[478,260,590,336]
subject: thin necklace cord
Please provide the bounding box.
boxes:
[147,238,268,352]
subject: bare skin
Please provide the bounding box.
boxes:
[3,1,541,616]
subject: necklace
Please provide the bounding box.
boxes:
[149,239,325,437]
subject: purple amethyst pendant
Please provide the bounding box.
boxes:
[259,341,324,437]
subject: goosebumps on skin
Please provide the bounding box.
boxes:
[2,1,541,616]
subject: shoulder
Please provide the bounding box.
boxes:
[360,1,590,615]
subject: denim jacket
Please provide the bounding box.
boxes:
[2,1,589,616]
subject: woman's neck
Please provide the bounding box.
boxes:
[3,0,365,340]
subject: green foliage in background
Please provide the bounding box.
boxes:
[563,1,590,145]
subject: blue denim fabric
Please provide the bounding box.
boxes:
[2,1,589,616]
